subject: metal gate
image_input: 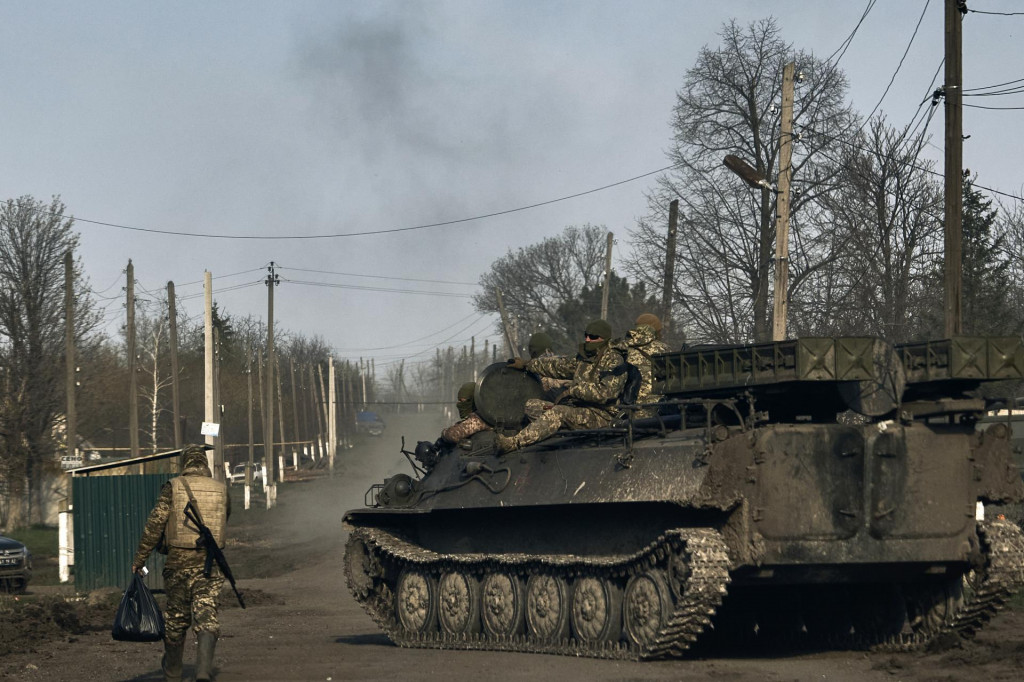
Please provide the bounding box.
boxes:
[72,473,172,591]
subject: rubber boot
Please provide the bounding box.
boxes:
[161,638,184,682]
[195,631,218,682]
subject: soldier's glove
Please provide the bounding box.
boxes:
[507,357,528,371]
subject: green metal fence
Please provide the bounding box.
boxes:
[72,473,172,591]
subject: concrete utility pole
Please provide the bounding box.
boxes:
[944,0,964,337]
[496,288,518,359]
[167,281,182,459]
[289,358,300,458]
[204,271,215,469]
[773,61,796,342]
[662,200,679,335]
[360,358,367,405]
[245,344,254,510]
[275,356,287,478]
[328,358,336,477]
[600,231,614,321]
[265,262,280,507]
[64,253,76,463]
[310,364,325,460]
[127,260,140,460]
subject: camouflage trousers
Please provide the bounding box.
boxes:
[162,565,224,643]
[514,401,612,448]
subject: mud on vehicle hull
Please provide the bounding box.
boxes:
[343,337,1024,659]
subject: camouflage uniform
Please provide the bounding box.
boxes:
[509,344,626,449]
[133,445,229,682]
[614,324,671,418]
[441,412,491,443]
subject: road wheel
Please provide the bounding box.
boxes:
[395,569,438,634]
[438,570,481,635]
[623,569,673,648]
[526,573,571,642]
[571,575,622,644]
[481,572,525,638]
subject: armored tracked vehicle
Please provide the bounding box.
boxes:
[343,336,1024,659]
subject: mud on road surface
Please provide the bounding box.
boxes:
[3,412,1024,681]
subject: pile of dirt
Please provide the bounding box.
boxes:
[0,591,120,657]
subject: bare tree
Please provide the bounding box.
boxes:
[0,196,97,526]
[474,224,607,349]
[801,116,943,340]
[134,299,174,452]
[626,18,857,343]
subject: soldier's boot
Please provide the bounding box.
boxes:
[493,433,518,456]
[161,638,185,682]
[195,631,218,682]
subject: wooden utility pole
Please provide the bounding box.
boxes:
[662,200,679,334]
[601,231,614,320]
[212,328,224,482]
[265,263,279,506]
[495,288,518,359]
[204,271,214,464]
[245,344,254,510]
[944,0,964,337]
[360,358,367,405]
[64,253,76,464]
[167,282,182,464]
[328,358,336,477]
[127,260,140,460]
[772,61,796,342]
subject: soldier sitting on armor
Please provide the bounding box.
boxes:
[439,381,491,446]
[612,313,671,419]
[496,319,626,454]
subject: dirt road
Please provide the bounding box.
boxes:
[3,413,1024,681]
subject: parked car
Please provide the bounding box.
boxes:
[228,463,265,485]
[0,535,31,593]
[355,411,386,437]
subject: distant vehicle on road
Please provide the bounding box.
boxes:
[228,463,265,484]
[0,535,31,593]
[355,411,386,437]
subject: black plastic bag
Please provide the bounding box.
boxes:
[111,572,165,642]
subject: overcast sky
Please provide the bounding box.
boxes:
[2,1,1021,371]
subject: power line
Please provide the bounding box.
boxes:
[281,278,474,298]
[861,0,930,126]
[823,0,878,67]
[334,311,486,352]
[276,265,476,287]
[799,122,1024,203]
[963,76,1024,92]
[967,7,1024,16]
[963,103,1024,110]
[58,162,683,241]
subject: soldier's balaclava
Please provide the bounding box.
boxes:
[528,332,554,359]
[581,319,612,359]
[635,313,663,339]
[456,382,476,420]
[181,444,211,476]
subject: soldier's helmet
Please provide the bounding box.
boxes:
[528,332,554,359]
[181,444,209,471]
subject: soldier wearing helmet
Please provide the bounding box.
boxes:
[613,313,671,418]
[498,319,626,453]
[439,382,491,445]
[132,444,230,682]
